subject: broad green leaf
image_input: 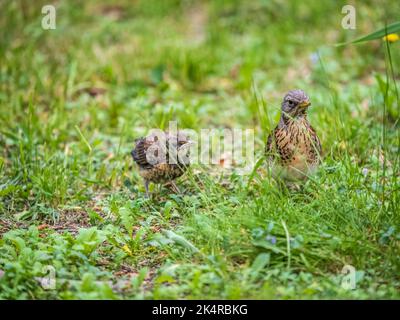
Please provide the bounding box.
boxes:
[252,240,286,255]
[249,253,270,280]
[119,206,134,234]
[163,229,200,254]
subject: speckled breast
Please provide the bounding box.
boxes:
[139,163,187,183]
[272,119,321,180]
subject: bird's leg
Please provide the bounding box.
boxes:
[170,181,181,194]
[144,180,150,198]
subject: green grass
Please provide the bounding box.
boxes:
[0,0,399,299]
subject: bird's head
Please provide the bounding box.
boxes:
[166,132,194,165]
[281,89,311,118]
[167,132,193,149]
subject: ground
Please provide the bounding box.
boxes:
[0,0,399,299]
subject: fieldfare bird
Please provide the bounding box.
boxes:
[266,89,322,181]
[131,131,192,196]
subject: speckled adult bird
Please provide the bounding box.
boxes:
[131,131,192,196]
[266,89,322,181]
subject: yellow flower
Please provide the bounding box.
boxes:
[121,244,133,256]
[382,33,399,43]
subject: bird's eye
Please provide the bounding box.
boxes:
[288,100,294,106]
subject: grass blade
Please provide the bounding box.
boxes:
[336,21,400,46]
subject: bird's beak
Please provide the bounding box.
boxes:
[298,100,311,108]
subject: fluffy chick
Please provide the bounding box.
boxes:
[131,131,191,195]
[266,89,322,181]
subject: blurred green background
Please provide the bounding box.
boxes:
[0,0,399,299]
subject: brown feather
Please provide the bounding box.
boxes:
[266,117,321,180]
[131,132,190,185]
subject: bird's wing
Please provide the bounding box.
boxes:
[266,126,295,164]
[131,137,154,168]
